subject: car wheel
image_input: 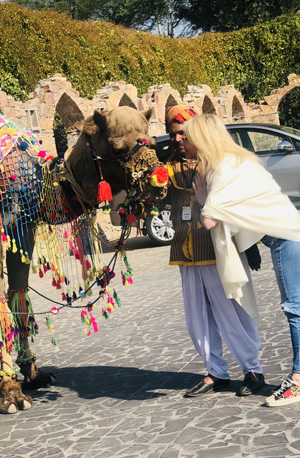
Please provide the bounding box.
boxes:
[145,206,174,246]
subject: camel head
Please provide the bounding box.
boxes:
[63,106,168,218]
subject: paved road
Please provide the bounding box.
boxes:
[1,236,300,458]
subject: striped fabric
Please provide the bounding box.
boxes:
[169,160,216,266]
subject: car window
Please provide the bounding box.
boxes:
[292,139,300,151]
[247,130,287,154]
[229,131,243,147]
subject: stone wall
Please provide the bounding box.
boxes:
[1,73,300,154]
[1,73,300,241]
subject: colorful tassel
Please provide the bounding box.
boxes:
[97,180,112,202]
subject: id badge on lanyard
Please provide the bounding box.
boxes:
[182,206,192,222]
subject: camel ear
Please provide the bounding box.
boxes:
[82,110,107,136]
[93,110,108,132]
[142,108,153,122]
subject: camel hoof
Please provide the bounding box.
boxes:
[21,399,32,410]
[23,372,56,390]
[0,377,31,414]
[7,403,18,414]
[20,361,57,390]
[50,374,57,385]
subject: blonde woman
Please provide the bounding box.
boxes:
[165,106,264,399]
[184,113,300,407]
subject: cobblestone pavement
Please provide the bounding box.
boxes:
[1,237,300,458]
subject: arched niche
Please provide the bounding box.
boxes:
[278,87,300,130]
[165,94,179,115]
[202,96,216,114]
[119,94,137,109]
[55,93,84,152]
[232,95,244,120]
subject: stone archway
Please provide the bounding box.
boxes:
[278,87,300,130]
[55,93,85,151]
[202,95,216,114]
[119,93,137,109]
[232,95,245,121]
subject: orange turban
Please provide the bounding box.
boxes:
[165,105,199,127]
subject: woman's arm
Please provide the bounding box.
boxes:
[200,214,219,230]
[193,173,219,230]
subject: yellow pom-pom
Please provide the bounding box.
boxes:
[12,240,18,253]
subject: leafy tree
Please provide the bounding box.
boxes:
[10,0,186,36]
[53,112,68,154]
[178,0,300,32]
[10,0,97,20]
[8,0,300,34]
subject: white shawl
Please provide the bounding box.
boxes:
[201,154,300,319]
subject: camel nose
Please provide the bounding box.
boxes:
[147,137,156,147]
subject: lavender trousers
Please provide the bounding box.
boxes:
[180,264,263,379]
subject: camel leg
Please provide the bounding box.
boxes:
[6,230,56,390]
[0,241,32,413]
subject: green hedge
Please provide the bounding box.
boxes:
[0,3,300,103]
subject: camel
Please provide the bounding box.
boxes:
[0,106,168,413]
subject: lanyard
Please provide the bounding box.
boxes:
[180,162,198,189]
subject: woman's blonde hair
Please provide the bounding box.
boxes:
[184,114,260,177]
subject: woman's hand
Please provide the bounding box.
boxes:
[192,172,207,206]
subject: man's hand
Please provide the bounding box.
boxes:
[192,173,207,206]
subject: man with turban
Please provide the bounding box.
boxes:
[164,105,264,397]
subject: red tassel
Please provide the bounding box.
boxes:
[126,214,137,224]
[97,180,112,202]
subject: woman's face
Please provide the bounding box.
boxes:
[182,137,197,160]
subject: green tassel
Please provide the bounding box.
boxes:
[113,290,122,307]
[103,311,109,319]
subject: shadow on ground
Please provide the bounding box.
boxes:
[101,233,170,254]
[26,365,276,404]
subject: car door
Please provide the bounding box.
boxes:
[228,127,300,209]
